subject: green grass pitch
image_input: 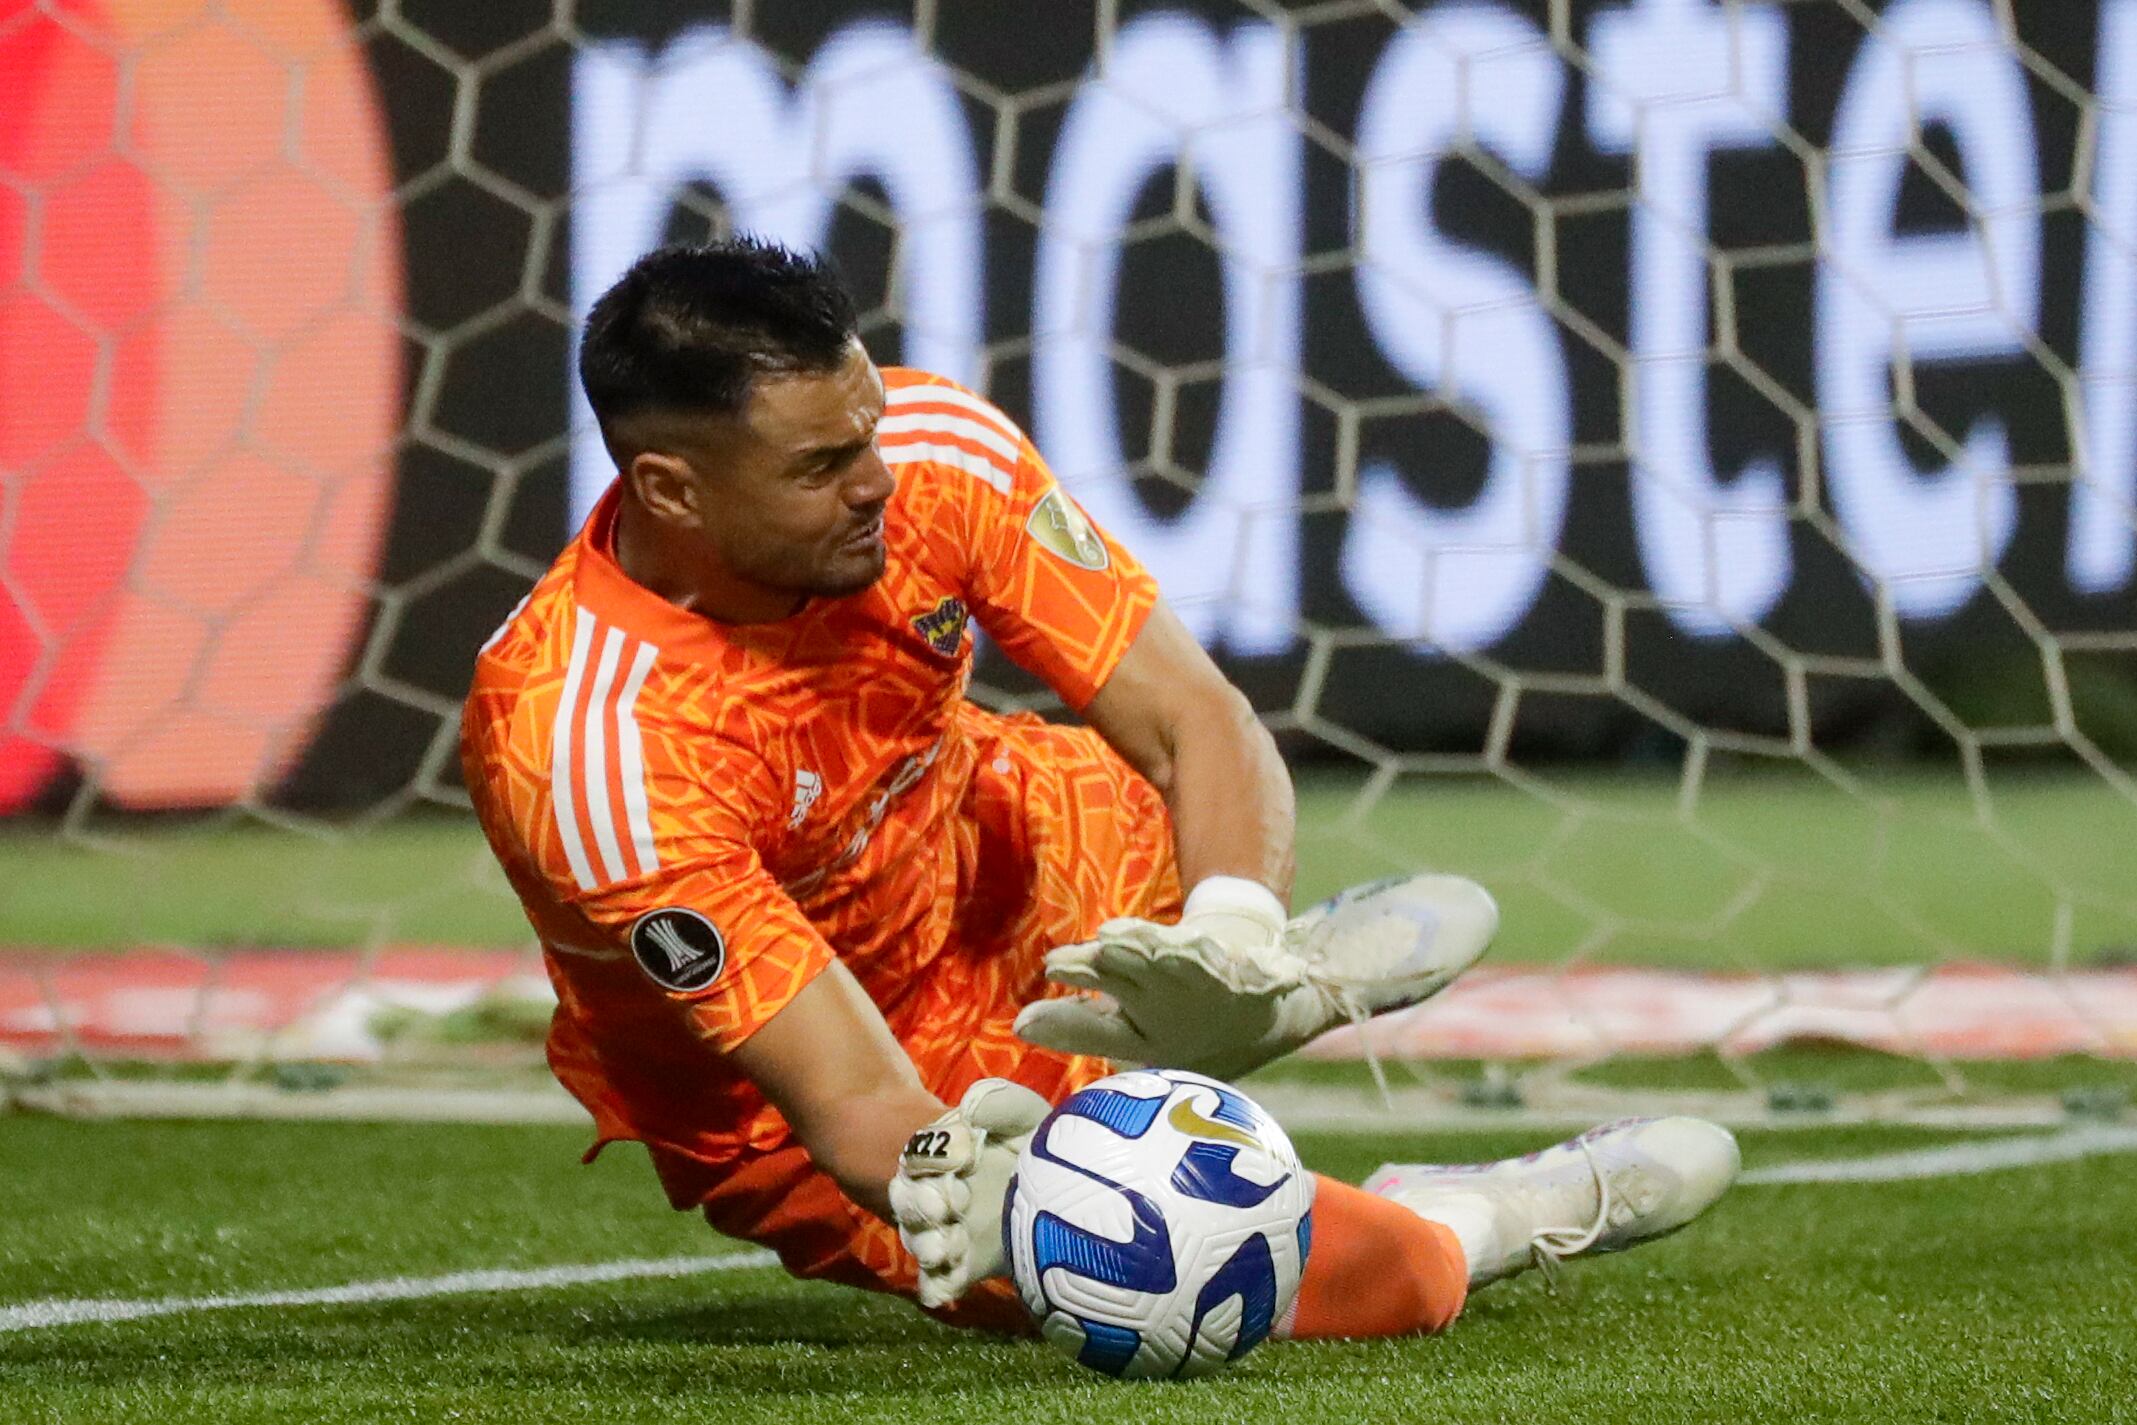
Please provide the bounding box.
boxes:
[4,1110,2133,1424]
[7,769,2137,967]
[5,770,2135,1418]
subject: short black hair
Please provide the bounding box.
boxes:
[578,236,859,450]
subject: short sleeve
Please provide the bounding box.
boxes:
[884,374,1158,708]
[551,721,835,1055]
[568,835,835,1054]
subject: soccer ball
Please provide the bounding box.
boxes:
[1004,1069,1314,1379]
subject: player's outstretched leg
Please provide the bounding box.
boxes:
[1274,1175,1472,1339]
[1367,1116,1741,1288]
[1273,1117,1734,1340]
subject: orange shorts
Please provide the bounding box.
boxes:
[650,715,1182,1331]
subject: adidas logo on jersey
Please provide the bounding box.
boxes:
[785,738,943,901]
[789,769,823,829]
[628,907,726,992]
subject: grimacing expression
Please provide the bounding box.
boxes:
[693,344,897,600]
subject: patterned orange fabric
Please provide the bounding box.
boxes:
[461,368,1174,1179]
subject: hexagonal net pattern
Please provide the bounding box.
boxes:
[2,1,2135,1124]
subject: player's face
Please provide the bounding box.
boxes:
[701,342,896,602]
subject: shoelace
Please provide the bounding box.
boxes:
[1292,914,1398,1108]
[1301,923,1403,1111]
[1300,890,1449,1113]
[1331,989,1396,1110]
[1524,1134,1612,1292]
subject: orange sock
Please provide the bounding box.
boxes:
[1278,1175,1468,1339]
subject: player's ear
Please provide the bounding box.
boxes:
[626,449,701,525]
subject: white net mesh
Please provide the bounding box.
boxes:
[3,0,2135,1125]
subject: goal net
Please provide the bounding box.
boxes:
[4,0,2134,1128]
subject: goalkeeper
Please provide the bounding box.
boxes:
[463,238,1737,1340]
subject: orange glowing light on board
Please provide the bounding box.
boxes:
[0,0,402,809]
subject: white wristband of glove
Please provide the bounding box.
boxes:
[1182,875,1288,939]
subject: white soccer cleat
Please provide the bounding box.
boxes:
[1017,871,1497,1081]
[1368,1116,1741,1287]
[1286,872,1499,1019]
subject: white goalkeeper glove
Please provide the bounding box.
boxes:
[1013,872,1497,1080]
[887,1077,1050,1308]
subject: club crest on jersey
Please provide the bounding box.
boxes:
[911,596,968,657]
[1027,487,1109,572]
[628,908,726,992]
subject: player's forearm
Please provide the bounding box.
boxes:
[1161,682,1296,904]
[797,1083,947,1221]
[1081,600,1295,904]
[728,963,948,1221]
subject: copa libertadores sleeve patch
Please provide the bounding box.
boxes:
[628,907,728,992]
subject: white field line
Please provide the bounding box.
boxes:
[0,1248,777,1334]
[9,1127,2137,1336]
[1740,1123,2137,1184]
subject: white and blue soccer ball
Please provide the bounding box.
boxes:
[1004,1069,1314,1380]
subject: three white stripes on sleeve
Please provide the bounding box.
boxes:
[551,608,660,889]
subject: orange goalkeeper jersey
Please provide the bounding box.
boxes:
[461,368,1158,1168]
